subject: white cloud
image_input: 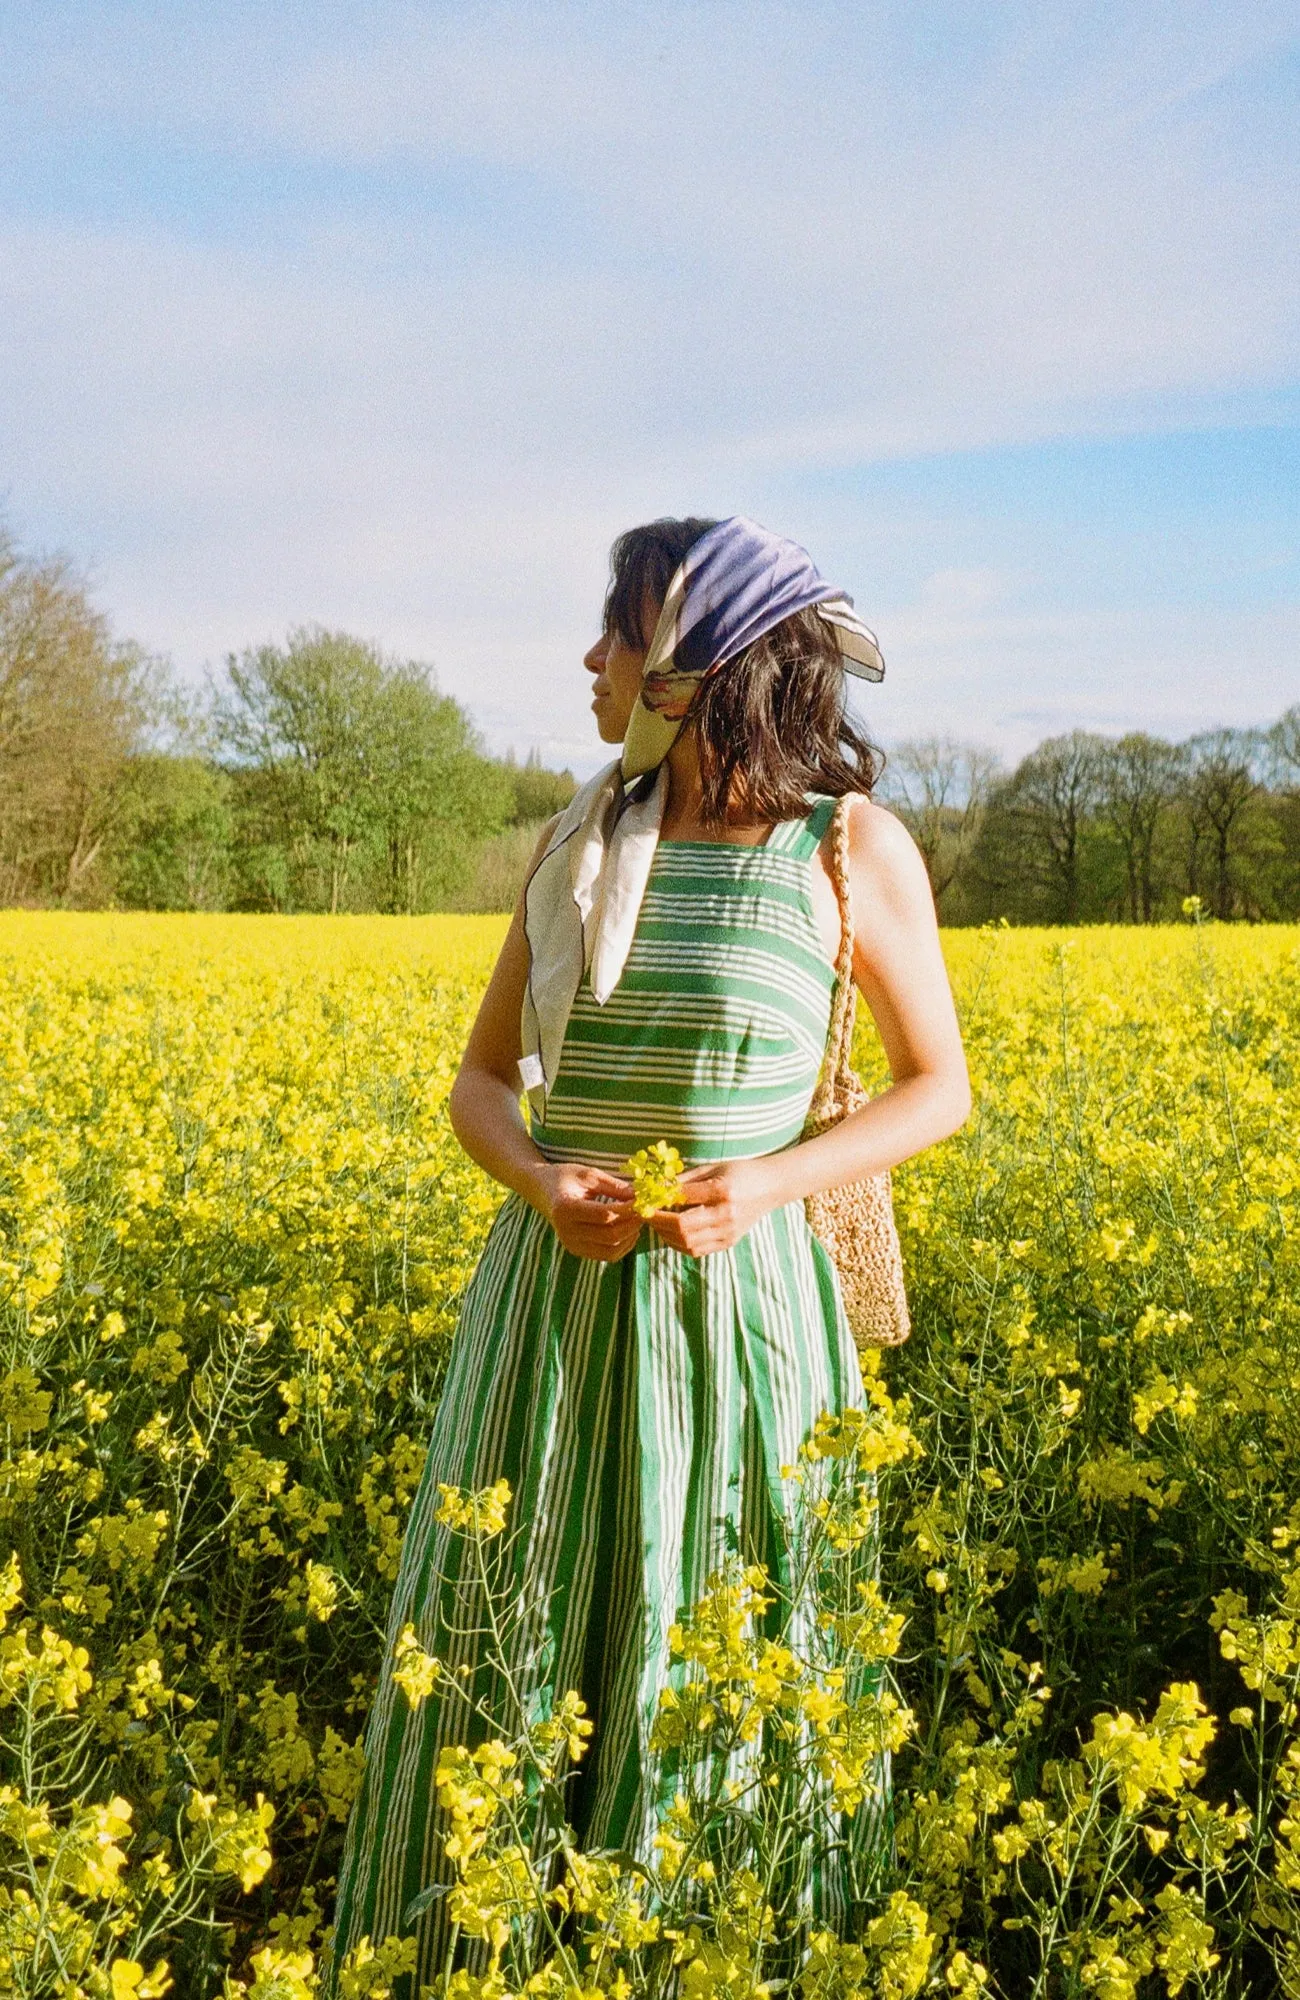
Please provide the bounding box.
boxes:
[870,597,1297,765]
[265,0,1300,440]
[0,0,1296,769]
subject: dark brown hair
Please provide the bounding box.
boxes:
[604,518,883,826]
[603,517,719,650]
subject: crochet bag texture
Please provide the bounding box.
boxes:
[803,794,911,1350]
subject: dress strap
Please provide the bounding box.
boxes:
[769,793,840,859]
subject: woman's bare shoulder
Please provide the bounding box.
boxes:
[843,792,936,923]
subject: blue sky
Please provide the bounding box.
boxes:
[1,1,1296,773]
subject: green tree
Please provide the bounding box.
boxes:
[217,629,386,913]
[0,527,158,905]
[109,755,234,910]
[499,748,578,825]
[216,628,511,913]
[370,666,510,914]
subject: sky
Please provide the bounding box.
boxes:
[1,0,1297,775]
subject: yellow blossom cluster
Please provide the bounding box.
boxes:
[625,1142,687,1218]
[1,913,1299,1993]
[0,915,504,1995]
[434,1478,513,1541]
[877,921,1300,1994]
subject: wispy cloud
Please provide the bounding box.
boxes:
[0,1,1295,769]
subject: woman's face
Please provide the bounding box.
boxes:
[583,591,659,744]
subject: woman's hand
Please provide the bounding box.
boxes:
[645,1157,782,1258]
[531,1162,641,1262]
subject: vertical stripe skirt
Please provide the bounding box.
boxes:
[325,1192,887,1993]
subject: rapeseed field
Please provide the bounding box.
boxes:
[0,914,1297,1999]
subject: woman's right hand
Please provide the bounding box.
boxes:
[529,1163,642,1262]
[446,828,642,1263]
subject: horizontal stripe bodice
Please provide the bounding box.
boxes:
[532,796,838,1168]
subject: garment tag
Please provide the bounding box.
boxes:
[518,1053,546,1091]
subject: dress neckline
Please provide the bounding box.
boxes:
[656,796,831,852]
[656,832,777,850]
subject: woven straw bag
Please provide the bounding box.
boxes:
[803,795,911,1350]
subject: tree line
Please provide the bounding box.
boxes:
[880,720,1300,924]
[2,522,1295,921]
[0,527,575,914]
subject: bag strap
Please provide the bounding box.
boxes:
[808,794,857,1122]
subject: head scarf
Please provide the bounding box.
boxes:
[519,517,884,1104]
[623,516,883,778]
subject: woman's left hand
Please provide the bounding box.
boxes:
[645,1157,783,1257]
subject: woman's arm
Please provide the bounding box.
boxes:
[648,794,970,1256]
[448,820,642,1262]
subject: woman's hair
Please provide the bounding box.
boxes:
[603,517,719,650]
[604,517,883,825]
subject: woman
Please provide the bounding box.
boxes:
[326,516,970,1987]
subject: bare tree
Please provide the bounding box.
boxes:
[1183,729,1265,919]
[881,737,1002,905]
[991,730,1106,922]
[1095,732,1184,922]
[1269,706,1300,788]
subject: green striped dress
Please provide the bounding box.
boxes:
[326,796,884,1990]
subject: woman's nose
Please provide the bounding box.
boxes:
[583,635,609,673]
